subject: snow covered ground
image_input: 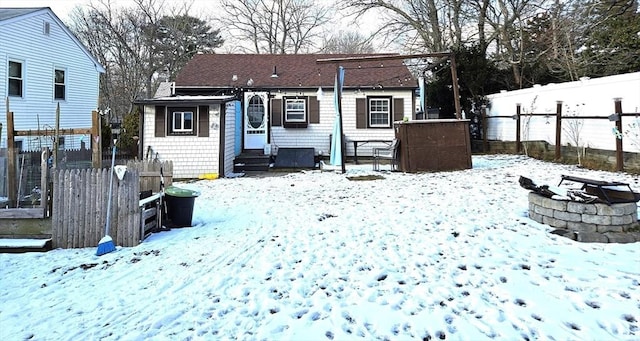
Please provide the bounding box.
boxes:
[1,155,639,340]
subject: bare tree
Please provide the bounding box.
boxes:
[341,0,485,53]
[220,0,332,54]
[319,30,375,54]
[69,0,223,122]
[562,103,586,166]
[343,0,554,87]
[484,0,554,88]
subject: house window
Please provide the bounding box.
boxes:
[285,98,306,122]
[171,110,194,134]
[369,97,391,127]
[282,96,309,128]
[54,68,66,100]
[8,61,23,97]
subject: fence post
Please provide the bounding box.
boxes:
[7,109,16,207]
[481,105,488,152]
[91,110,102,169]
[614,98,624,171]
[555,101,563,160]
[515,104,521,153]
[40,147,50,218]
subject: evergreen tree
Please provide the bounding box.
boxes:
[576,0,640,77]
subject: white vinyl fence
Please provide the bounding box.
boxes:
[485,72,640,153]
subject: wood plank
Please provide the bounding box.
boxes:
[70,170,78,248]
[0,208,46,219]
[14,128,93,136]
[7,111,16,207]
[40,148,49,218]
[62,170,70,248]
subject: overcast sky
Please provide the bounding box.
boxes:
[0,0,382,50]
[0,0,220,21]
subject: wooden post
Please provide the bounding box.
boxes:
[481,105,488,152]
[555,101,563,160]
[91,110,101,168]
[614,98,623,171]
[515,104,521,153]
[54,102,60,168]
[450,54,462,119]
[7,103,16,207]
[40,147,50,218]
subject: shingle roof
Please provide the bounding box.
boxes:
[175,54,417,90]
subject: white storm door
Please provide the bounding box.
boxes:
[244,92,269,149]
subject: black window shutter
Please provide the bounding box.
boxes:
[271,98,282,126]
[393,98,404,122]
[198,105,209,137]
[309,96,320,124]
[356,98,366,129]
[155,106,165,137]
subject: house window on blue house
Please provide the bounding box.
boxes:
[8,61,23,97]
[54,68,66,100]
[369,97,391,127]
[172,111,194,133]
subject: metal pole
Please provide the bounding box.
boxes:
[336,64,346,174]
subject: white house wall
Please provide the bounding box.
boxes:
[143,105,222,179]
[486,72,640,152]
[223,101,237,176]
[0,10,101,150]
[270,89,413,158]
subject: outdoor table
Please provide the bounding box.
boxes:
[349,139,393,164]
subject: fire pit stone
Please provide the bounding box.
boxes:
[523,175,639,243]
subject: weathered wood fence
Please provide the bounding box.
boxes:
[4,99,101,208]
[51,160,173,249]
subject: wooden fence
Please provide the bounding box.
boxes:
[482,98,640,171]
[51,160,173,249]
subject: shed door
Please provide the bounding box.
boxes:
[244,92,268,150]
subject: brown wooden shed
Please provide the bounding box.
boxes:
[394,119,472,172]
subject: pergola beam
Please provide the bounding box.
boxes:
[316,52,462,119]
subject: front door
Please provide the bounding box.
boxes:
[243,92,268,150]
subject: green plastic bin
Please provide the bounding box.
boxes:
[164,186,200,227]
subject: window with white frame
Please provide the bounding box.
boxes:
[285,98,307,122]
[54,68,66,100]
[368,97,391,127]
[8,61,23,97]
[172,111,193,133]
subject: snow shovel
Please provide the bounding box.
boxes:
[96,140,118,256]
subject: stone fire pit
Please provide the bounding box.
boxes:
[522,175,640,243]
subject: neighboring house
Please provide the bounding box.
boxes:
[0,7,105,151]
[137,54,417,178]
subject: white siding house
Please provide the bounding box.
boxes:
[138,54,417,178]
[0,7,105,150]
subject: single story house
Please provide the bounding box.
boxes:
[137,54,418,178]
